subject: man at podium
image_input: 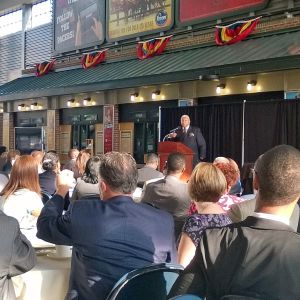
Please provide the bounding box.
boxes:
[169,115,206,167]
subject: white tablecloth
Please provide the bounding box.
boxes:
[13,254,71,300]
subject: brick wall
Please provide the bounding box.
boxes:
[9,113,15,150]
[0,114,3,145]
[113,105,120,152]
[55,110,60,153]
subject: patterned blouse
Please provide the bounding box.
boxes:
[183,213,232,247]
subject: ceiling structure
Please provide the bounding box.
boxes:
[0,0,36,14]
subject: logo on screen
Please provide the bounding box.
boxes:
[155,10,168,26]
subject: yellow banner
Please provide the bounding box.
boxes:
[108,0,173,41]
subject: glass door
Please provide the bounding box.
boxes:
[72,124,95,150]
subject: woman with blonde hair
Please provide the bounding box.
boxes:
[0,155,43,238]
[178,162,232,267]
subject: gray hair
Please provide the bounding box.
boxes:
[99,152,138,194]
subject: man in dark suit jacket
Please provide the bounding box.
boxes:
[170,115,206,167]
[0,210,36,300]
[37,152,177,300]
[169,145,300,299]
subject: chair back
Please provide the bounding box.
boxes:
[41,191,52,204]
[169,295,203,300]
[105,263,184,300]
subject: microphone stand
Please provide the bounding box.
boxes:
[163,133,172,142]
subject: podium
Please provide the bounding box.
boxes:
[158,141,194,181]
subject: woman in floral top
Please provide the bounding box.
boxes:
[178,163,232,267]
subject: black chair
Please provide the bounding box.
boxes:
[169,295,203,300]
[105,263,184,300]
[41,191,52,204]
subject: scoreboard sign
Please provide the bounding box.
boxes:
[178,0,269,25]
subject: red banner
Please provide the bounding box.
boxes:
[81,49,107,69]
[215,17,260,46]
[35,60,55,77]
[137,35,172,60]
[103,105,114,153]
[179,0,268,23]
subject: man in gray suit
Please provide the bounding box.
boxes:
[137,153,163,187]
[0,210,36,300]
[169,145,300,299]
[141,152,190,239]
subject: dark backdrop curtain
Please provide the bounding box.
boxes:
[244,100,300,162]
[161,103,243,165]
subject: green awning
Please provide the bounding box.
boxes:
[1,30,300,101]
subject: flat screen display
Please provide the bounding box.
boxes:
[15,127,44,154]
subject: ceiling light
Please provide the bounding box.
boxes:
[247,80,257,91]
[130,93,139,102]
[18,104,25,111]
[83,97,92,106]
[216,83,226,94]
[30,102,38,110]
[67,99,75,107]
[151,90,160,100]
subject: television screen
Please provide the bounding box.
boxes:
[15,127,44,154]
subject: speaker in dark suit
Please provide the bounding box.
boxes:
[170,115,206,167]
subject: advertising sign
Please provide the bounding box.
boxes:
[107,0,174,42]
[54,0,105,53]
[178,0,269,25]
[103,105,114,153]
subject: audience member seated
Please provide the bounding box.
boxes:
[0,155,43,243]
[214,160,243,211]
[2,150,20,174]
[73,149,91,180]
[240,162,255,197]
[178,163,232,267]
[228,156,300,231]
[214,157,242,196]
[137,153,163,187]
[169,145,300,299]
[63,148,79,173]
[0,210,36,299]
[31,150,45,174]
[39,152,61,196]
[0,151,7,172]
[37,151,177,300]
[141,152,190,240]
[71,156,102,201]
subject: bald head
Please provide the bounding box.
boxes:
[255,145,300,206]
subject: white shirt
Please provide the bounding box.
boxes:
[252,212,290,226]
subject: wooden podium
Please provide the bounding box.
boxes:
[158,141,194,181]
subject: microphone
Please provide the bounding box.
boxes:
[169,126,180,133]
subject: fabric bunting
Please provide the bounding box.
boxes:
[81,49,107,69]
[35,60,55,77]
[137,35,172,60]
[215,17,261,46]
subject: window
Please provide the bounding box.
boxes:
[0,10,22,37]
[32,0,52,28]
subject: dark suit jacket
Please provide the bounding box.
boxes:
[169,216,300,299]
[39,170,57,196]
[173,126,206,166]
[228,197,300,231]
[37,195,177,300]
[0,210,36,300]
